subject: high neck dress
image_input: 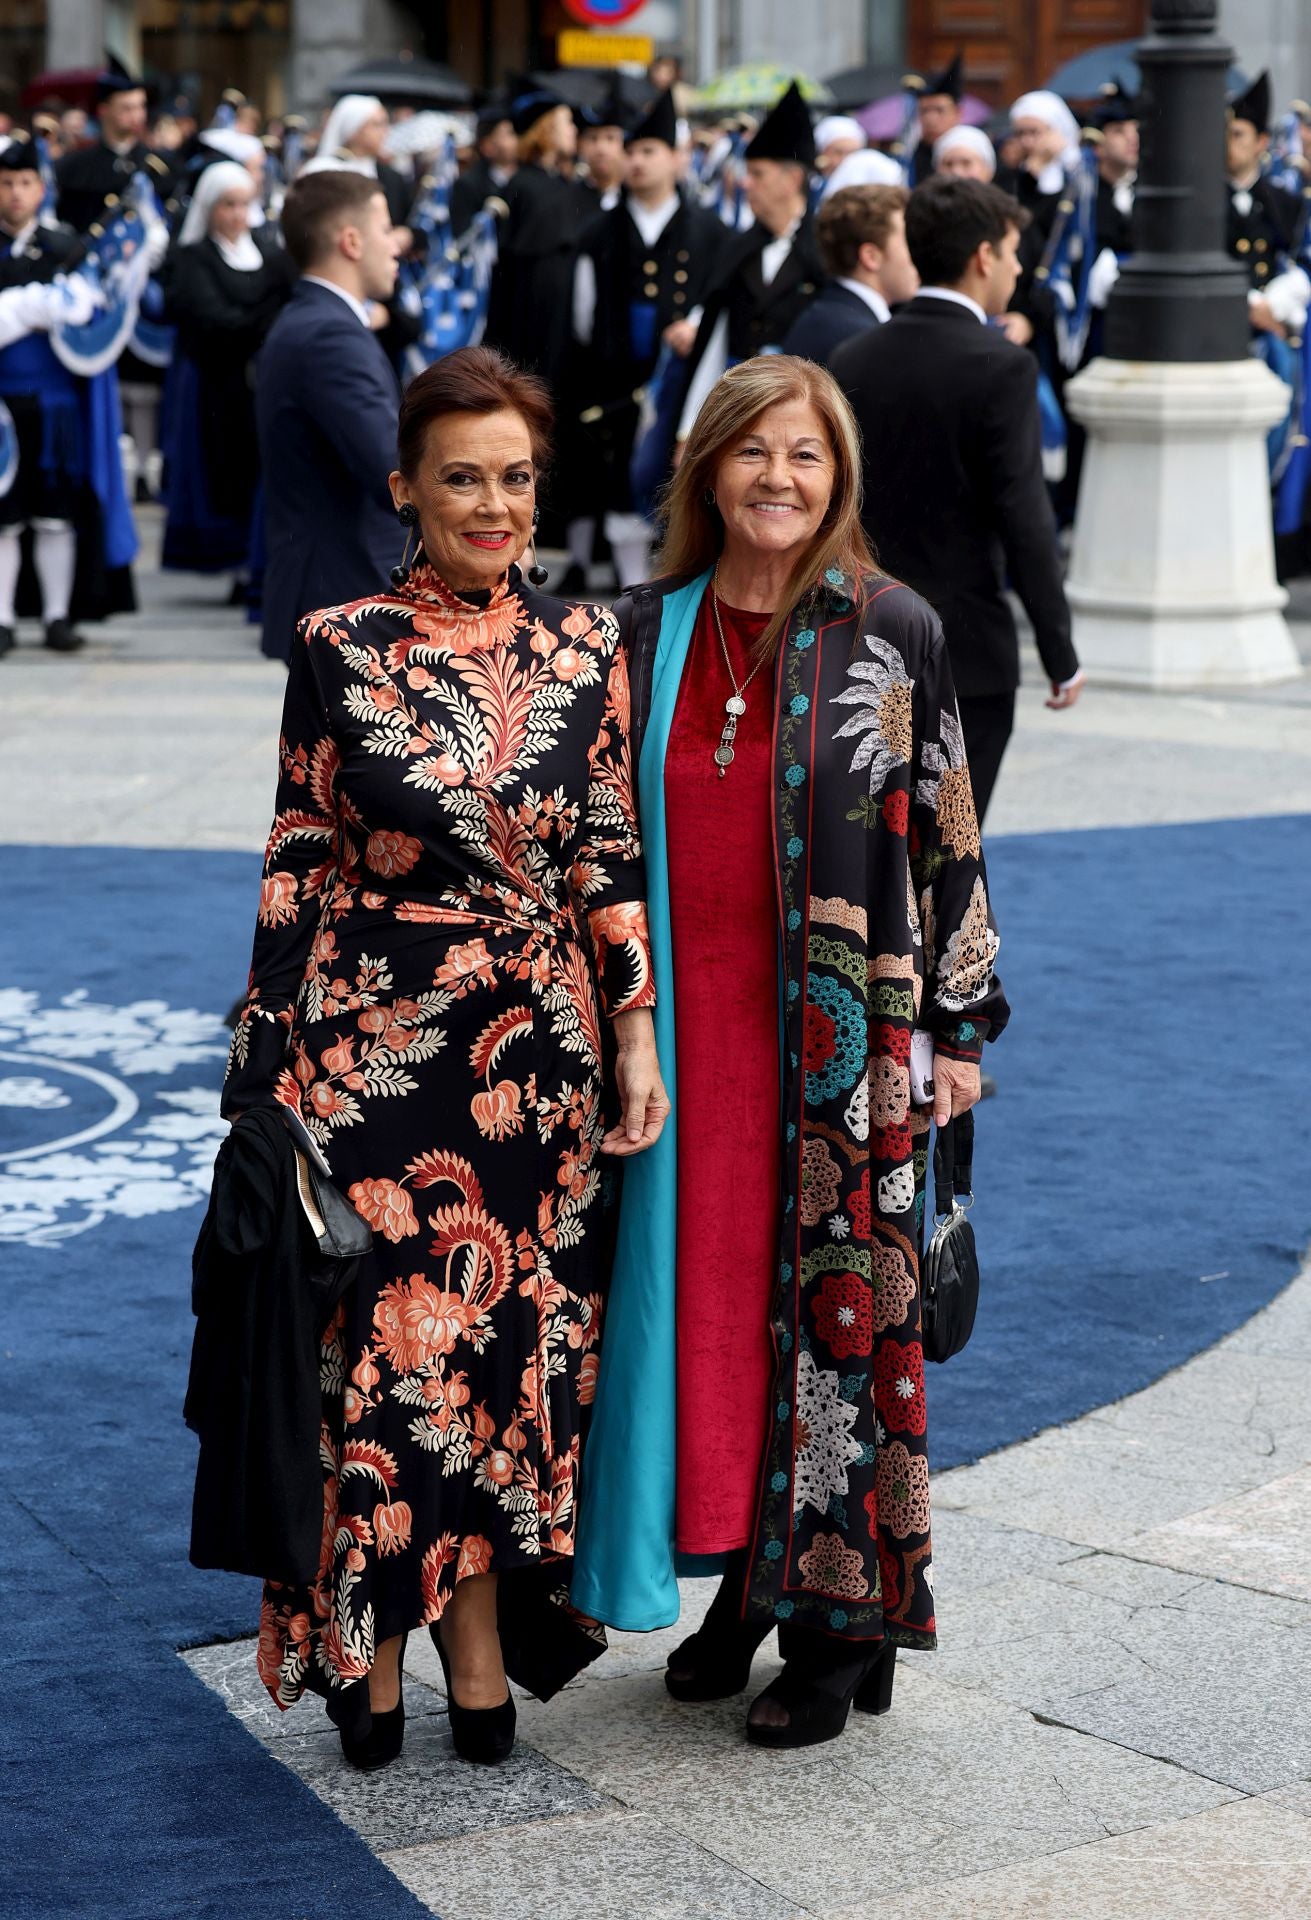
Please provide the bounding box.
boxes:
[222,561,654,1736]
[664,591,780,1553]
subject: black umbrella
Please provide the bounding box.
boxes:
[821,63,906,112]
[329,57,471,107]
[1044,39,1247,101]
[525,68,656,116]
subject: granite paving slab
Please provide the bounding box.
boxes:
[183,1634,447,1743]
[893,1794,1311,1920]
[383,1809,809,1920]
[1127,1465,1311,1601]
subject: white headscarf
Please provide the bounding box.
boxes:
[178,160,261,267]
[1009,90,1082,190]
[820,148,905,199]
[813,115,867,156]
[198,128,263,166]
[301,94,385,177]
[933,125,997,178]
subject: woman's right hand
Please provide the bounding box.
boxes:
[601,1013,670,1156]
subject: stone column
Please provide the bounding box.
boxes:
[1064,0,1302,688]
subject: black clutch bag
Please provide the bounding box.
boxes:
[920,1110,980,1364]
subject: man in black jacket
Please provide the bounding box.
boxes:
[831,175,1082,825]
[782,182,916,365]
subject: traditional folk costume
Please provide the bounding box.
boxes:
[159,162,293,576]
[574,569,1008,1658]
[571,90,726,588]
[907,52,965,188]
[677,83,825,439]
[223,562,654,1740]
[484,88,587,395]
[0,142,136,653]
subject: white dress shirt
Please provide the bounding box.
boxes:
[836,277,890,323]
[300,274,373,328]
[678,215,805,438]
[915,286,988,325]
[572,193,681,346]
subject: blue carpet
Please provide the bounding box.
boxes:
[1,820,1307,1911]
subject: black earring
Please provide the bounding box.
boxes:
[390,502,420,587]
[526,507,548,586]
[703,487,717,508]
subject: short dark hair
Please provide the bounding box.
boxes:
[280,170,386,272]
[817,184,910,277]
[904,175,1029,287]
[396,346,554,480]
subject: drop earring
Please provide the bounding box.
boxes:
[527,507,549,586]
[390,502,420,587]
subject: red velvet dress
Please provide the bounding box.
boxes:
[665,592,781,1554]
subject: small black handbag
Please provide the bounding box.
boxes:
[920,1110,980,1364]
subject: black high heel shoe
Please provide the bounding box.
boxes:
[666,1554,773,1702]
[745,1637,889,1750]
[432,1625,517,1765]
[852,1641,896,1716]
[340,1633,408,1771]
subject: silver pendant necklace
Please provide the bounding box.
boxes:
[709,575,768,777]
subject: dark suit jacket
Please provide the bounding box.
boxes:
[781,281,882,365]
[255,280,399,663]
[830,295,1078,698]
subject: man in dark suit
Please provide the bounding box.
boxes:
[831,175,1083,825]
[782,182,917,365]
[256,170,401,664]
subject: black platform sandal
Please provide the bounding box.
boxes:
[745,1639,884,1750]
[432,1626,517,1765]
[665,1553,773,1702]
[340,1633,408,1771]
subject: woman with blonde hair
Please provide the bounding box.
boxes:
[573,355,1009,1747]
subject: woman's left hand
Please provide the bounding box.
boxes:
[601,1015,670,1157]
[933,1055,981,1129]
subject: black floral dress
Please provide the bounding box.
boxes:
[223,561,653,1723]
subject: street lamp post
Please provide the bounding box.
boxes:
[1063,0,1302,688]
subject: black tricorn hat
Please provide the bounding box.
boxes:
[578,78,633,134]
[920,51,964,101]
[627,87,677,149]
[744,80,816,168]
[1091,80,1139,129]
[96,52,144,106]
[1230,69,1271,133]
[0,138,42,173]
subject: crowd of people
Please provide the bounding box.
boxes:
[1,50,1309,663]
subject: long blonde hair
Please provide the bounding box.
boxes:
[658,355,878,657]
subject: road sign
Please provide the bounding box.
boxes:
[561,0,649,24]
[558,30,654,68]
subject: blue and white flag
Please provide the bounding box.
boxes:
[50,172,159,378]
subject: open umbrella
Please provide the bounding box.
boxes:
[525,69,656,117]
[1044,40,1247,101]
[856,90,991,143]
[690,65,833,113]
[821,64,905,112]
[329,57,471,107]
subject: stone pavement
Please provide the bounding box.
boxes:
[8,517,1311,1918]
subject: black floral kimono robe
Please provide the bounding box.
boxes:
[572,567,1009,1650]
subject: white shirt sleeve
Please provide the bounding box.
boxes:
[573,252,597,346]
[677,309,729,440]
[0,273,98,350]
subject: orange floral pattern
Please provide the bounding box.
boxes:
[225,564,650,1718]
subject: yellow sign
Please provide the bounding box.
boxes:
[558,29,654,69]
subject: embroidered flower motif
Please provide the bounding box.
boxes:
[877,1439,931,1538]
[373,1275,471,1372]
[804,973,866,1104]
[829,1213,850,1239]
[258,871,299,928]
[874,1340,927,1436]
[785,764,806,788]
[800,1136,842,1225]
[848,1169,870,1239]
[882,789,909,835]
[792,1348,863,1514]
[831,635,914,796]
[937,876,999,1013]
[813,1271,874,1360]
[797,1529,868,1600]
[794,628,816,650]
[869,1055,910,1131]
[916,707,981,861]
[877,1163,915,1216]
[870,1241,917,1333]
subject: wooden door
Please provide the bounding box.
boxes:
[909,0,1150,110]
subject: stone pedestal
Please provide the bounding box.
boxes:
[1064,357,1303,689]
